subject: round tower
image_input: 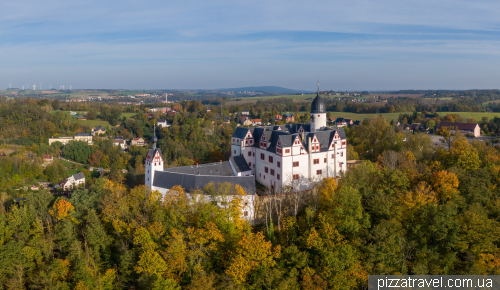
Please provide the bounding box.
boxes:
[310,91,326,132]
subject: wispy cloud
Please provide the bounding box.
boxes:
[1,0,500,89]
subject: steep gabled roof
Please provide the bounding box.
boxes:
[73,172,85,181]
[230,156,251,172]
[232,127,250,139]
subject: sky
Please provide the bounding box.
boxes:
[1,0,500,91]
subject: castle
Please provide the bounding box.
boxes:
[145,91,347,222]
[230,91,347,192]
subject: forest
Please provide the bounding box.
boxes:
[1,114,500,289]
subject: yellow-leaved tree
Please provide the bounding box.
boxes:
[226,232,281,284]
[431,170,459,203]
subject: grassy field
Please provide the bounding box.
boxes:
[445,112,500,121]
[51,110,111,127]
[326,112,404,122]
[234,94,368,101]
[227,94,370,106]
[122,112,137,118]
[423,97,453,100]
[483,100,500,106]
[307,111,500,122]
[78,119,111,127]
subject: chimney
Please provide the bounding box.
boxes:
[308,137,311,153]
[220,160,222,164]
[196,163,198,167]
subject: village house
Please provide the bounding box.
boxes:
[157,119,170,128]
[240,119,252,126]
[409,123,423,133]
[131,137,147,146]
[113,137,128,149]
[251,119,262,126]
[91,126,106,136]
[61,172,85,190]
[438,122,480,137]
[283,113,295,123]
[43,155,53,164]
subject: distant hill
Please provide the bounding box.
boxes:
[216,86,311,94]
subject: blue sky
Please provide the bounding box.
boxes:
[1,0,500,90]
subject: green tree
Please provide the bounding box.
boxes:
[63,141,92,164]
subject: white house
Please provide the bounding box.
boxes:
[61,172,85,190]
[113,137,127,149]
[157,119,170,128]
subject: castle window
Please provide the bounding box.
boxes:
[248,151,252,156]
[249,162,252,167]
[261,153,265,160]
[271,169,274,176]
[244,211,248,217]
[293,174,299,180]
[324,158,327,163]
[148,170,149,173]
[285,149,290,154]
[277,174,280,180]
[313,159,319,165]
[269,156,273,163]
[331,154,335,159]
[277,161,281,168]
[293,161,299,167]
[317,169,322,175]
[265,167,268,173]
[234,150,236,154]
[341,152,344,157]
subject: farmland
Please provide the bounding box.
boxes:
[482,100,500,106]
[326,112,402,122]
[51,110,111,127]
[227,94,370,106]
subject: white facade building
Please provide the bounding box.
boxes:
[61,172,85,190]
[145,92,348,223]
[230,92,347,192]
[145,130,257,222]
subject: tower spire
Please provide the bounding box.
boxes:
[152,123,158,149]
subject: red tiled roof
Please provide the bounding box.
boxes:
[438,122,478,130]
